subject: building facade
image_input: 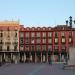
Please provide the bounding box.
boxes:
[0,21,20,63]
[0,20,75,63]
[19,25,75,63]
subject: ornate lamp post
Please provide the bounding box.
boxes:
[66,16,75,28]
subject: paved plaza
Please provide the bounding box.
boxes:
[0,63,75,75]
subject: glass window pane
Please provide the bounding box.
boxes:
[48,32,52,37]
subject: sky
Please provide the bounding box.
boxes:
[0,0,75,27]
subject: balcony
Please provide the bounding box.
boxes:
[5,42,11,45]
[0,49,19,52]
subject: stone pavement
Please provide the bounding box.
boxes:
[0,63,75,75]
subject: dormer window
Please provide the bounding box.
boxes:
[43,27,45,30]
[61,32,65,37]
[27,27,30,30]
[32,27,35,30]
[37,27,40,30]
[48,27,51,30]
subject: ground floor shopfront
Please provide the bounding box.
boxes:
[0,51,68,64]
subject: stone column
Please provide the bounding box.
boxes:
[59,53,61,62]
[43,55,45,62]
[3,53,6,62]
[51,54,54,62]
[41,53,42,63]
[30,54,32,62]
[11,53,13,63]
[47,53,48,63]
[24,53,26,62]
[15,54,18,64]
[35,53,37,63]
[67,52,69,60]
[0,54,2,62]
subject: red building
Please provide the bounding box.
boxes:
[19,25,75,63]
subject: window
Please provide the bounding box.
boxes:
[62,46,66,50]
[37,27,40,30]
[43,27,45,30]
[36,45,41,51]
[32,27,35,30]
[7,32,10,38]
[27,27,30,30]
[48,39,52,44]
[69,38,73,46]
[42,45,46,51]
[7,46,10,51]
[25,32,29,37]
[31,38,35,44]
[42,32,46,37]
[48,32,52,37]
[36,32,40,37]
[54,32,58,37]
[20,39,24,44]
[14,45,17,51]
[61,32,65,37]
[0,40,2,44]
[69,32,72,37]
[48,45,52,51]
[20,45,24,51]
[20,32,24,38]
[37,39,40,43]
[62,38,65,43]
[25,45,29,51]
[54,46,58,50]
[0,33,3,37]
[5,42,11,45]
[15,33,17,37]
[69,38,72,43]
[48,27,51,30]
[31,45,35,51]
[25,38,30,44]
[31,32,35,37]
[42,39,46,43]
[55,38,58,43]
[0,46,2,51]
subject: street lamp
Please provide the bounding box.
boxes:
[66,16,75,28]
